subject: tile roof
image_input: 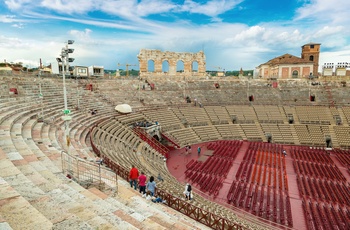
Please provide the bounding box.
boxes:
[260,53,314,66]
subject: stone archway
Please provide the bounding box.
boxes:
[137,49,206,77]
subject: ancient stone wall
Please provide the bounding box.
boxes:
[137,49,206,77]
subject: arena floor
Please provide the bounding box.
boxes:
[167,141,350,230]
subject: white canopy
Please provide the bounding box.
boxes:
[115,104,132,114]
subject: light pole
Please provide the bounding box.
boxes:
[38,69,44,121]
[57,40,75,156]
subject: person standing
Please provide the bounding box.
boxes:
[197,146,201,156]
[138,172,147,195]
[185,145,189,154]
[183,183,192,200]
[129,165,139,190]
[157,172,164,182]
[146,176,157,196]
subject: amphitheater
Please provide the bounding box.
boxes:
[0,72,349,230]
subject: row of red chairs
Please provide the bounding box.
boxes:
[235,161,254,181]
[185,156,232,179]
[297,175,350,207]
[332,149,350,172]
[293,160,346,182]
[185,159,195,169]
[207,140,242,159]
[186,159,231,181]
[227,181,293,226]
[199,156,232,176]
[207,140,242,150]
[187,172,224,196]
[291,147,333,164]
[240,149,288,190]
[198,174,224,196]
[252,150,286,169]
[211,145,240,159]
[184,160,203,177]
[247,142,284,153]
[242,148,257,161]
[303,197,349,230]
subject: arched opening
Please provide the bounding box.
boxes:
[162,60,169,74]
[176,60,184,73]
[147,60,155,72]
[309,55,314,61]
[292,70,298,78]
[192,61,198,72]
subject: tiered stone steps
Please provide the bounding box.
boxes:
[0,78,210,230]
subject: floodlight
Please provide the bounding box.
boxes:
[68,58,75,62]
[68,40,74,45]
[67,48,74,53]
[56,58,62,62]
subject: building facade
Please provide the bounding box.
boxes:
[88,66,104,77]
[73,66,89,77]
[256,43,320,79]
[137,49,206,77]
[301,43,321,76]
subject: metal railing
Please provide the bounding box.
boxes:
[61,151,117,195]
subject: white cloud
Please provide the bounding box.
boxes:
[40,0,97,14]
[296,0,350,24]
[314,26,344,38]
[1,0,349,72]
[233,26,266,42]
[276,29,304,44]
[11,23,24,28]
[69,28,92,40]
[0,35,25,48]
[0,15,21,23]
[136,0,176,17]
[181,0,243,17]
[320,47,350,67]
[4,0,242,20]
[4,0,32,10]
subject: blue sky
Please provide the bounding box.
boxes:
[0,0,349,73]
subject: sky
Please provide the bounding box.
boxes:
[0,0,350,73]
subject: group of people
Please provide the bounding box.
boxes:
[133,121,158,128]
[130,165,194,202]
[185,145,202,156]
[129,165,158,196]
[129,165,167,204]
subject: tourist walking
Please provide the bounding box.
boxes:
[138,172,147,195]
[183,183,192,200]
[146,176,157,196]
[129,165,139,190]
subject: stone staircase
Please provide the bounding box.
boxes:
[0,77,210,230]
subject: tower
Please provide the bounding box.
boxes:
[301,43,321,76]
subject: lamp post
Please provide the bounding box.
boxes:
[38,69,44,121]
[57,40,75,156]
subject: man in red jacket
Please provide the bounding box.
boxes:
[129,165,139,190]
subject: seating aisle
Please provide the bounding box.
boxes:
[217,141,249,200]
[283,146,307,230]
